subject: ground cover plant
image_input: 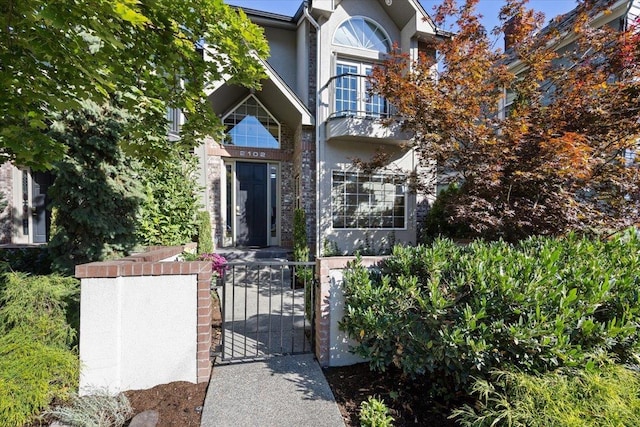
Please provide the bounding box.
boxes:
[340,230,640,401]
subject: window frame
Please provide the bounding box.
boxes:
[334,59,388,118]
[332,16,392,54]
[222,94,281,149]
[331,170,407,230]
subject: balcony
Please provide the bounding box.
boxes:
[324,73,411,145]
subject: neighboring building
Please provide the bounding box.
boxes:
[501,0,640,117]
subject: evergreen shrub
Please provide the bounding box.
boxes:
[340,231,640,398]
[0,273,79,426]
[452,363,640,426]
[196,211,213,254]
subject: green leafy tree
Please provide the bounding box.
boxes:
[1,0,269,169]
[48,100,144,274]
[136,150,200,247]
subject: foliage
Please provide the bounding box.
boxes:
[293,208,313,283]
[1,0,269,170]
[359,396,395,427]
[0,273,80,426]
[196,211,214,254]
[0,273,79,347]
[47,99,143,275]
[452,363,640,427]
[45,390,133,427]
[421,183,470,242]
[200,253,228,278]
[322,239,342,257]
[371,0,640,241]
[0,247,52,275]
[0,329,79,427]
[136,150,200,247]
[340,231,640,398]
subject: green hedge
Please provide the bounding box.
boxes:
[340,231,640,397]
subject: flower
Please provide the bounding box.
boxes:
[199,253,228,278]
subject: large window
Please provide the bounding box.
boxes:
[333,17,391,53]
[332,171,406,229]
[223,95,280,148]
[335,61,387,117]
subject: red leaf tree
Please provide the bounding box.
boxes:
[371,0,640,241]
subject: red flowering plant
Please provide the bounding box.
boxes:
[199,253,228,278]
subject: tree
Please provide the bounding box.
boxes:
[48,99,144,274]
[371,0,640,241]
[1,0,269,169]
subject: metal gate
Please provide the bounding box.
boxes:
[213,261,315,363]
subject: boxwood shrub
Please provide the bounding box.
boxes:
[340,230,640,397]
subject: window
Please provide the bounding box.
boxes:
[335,61,387,117]
[333,17,391,53]
[166,108,182,134]
[332,171,406,229]
[223,95,280,148]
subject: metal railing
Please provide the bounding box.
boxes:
[324,73,396,120]
[214,260,316,363]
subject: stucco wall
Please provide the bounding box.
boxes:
[77,246,213,395]
[315,256,383,367]
[79,275,197,393]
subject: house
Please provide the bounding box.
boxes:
[0,0,444,254]
[185,0,445,256]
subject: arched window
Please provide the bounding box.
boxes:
[333,17,391,53]
[223,95,280,148]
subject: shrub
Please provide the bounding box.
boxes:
[45,390,133,427]
[359,396,394,427]
[340,231,640,398]
[0,247,52,275]
[0,329,79,427]
[452,363,640,427]
[136,149,200,247]
[0,273,79,347]
[0,273,80,426]
[196,210,213,254]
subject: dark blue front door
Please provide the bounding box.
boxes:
[236,162,268,247]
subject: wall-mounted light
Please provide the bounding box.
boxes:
[385,0,392,5]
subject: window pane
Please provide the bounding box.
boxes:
[331,171,406,229]
[224,96,280,148]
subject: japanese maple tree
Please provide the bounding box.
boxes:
[371,0,640,240]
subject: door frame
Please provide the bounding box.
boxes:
[10,167,53,244]
[222,160,281,248]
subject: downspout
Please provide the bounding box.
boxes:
[303,4,322,258]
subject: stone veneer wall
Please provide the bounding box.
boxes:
[0,163,14,243]
[206,120,296,249]
[294,125,317,254]
[76,245,213,391]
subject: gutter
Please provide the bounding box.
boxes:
[303,4,322,258]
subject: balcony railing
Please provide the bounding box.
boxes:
[325,73,397,119]
[323,73,408,144]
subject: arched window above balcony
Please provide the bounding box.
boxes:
[333,17,391,53]
[223,95,280,149]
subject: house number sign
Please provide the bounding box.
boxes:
[238,151,266,158]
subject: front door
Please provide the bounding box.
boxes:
[236,162,268,247]
[32,172,53,244]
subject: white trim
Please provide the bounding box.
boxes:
[222,94,281,149]
[332,16,392,54]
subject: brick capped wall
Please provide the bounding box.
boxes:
[76,245,213,384]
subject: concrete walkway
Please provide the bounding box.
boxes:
[201,354,346,427]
